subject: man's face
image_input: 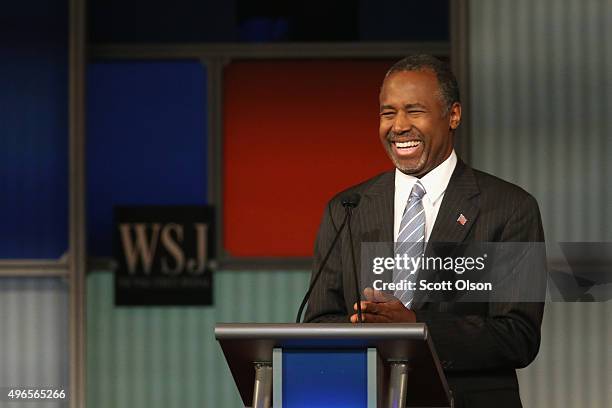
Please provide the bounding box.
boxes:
[379,69,461,177]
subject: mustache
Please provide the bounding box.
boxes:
[386,129,424,142]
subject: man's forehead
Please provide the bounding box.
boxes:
[379,70,441,103]
[381,69,438,91]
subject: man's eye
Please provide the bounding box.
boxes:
[381,111,395,117]
[408,110,425,114]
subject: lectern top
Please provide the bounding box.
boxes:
[215,323,428,341]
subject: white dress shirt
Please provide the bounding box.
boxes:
[394,150,457,242]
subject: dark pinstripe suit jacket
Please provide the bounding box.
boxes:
[304,159,545,408]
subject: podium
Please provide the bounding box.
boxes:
[215,323,452,408]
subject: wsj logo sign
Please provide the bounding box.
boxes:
[119,223,208,275]
[114,206,214,306]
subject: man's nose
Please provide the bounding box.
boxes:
[392,112,412,134]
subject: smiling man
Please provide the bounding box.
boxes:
[379,67,460,177]
[304,55,545,408]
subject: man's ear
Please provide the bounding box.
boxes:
[449,102,461,130]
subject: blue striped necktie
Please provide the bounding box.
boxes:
[394,180,426,307]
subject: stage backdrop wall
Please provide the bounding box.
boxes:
[469,0,612,407]
[86,270,310,408]
[82,2,612,406]
[0,0,69,401]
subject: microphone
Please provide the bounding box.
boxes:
[296,193,363,323]
[344,193,363,324]
[342,193,361,208]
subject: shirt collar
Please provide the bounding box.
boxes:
[394,150,457,205]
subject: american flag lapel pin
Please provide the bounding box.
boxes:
[457,213,468,226]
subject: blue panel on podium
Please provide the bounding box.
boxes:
[282,350,367,408]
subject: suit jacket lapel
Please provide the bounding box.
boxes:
[428,159,480,244]
[357,171,395,289]
[363,162,480,249]
[362,170,395,244]
[412,160,481,309]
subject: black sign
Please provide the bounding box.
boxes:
[114,206,214,306]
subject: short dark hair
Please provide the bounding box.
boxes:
[386,55,460,114]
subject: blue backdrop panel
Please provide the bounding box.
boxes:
[0,0,68,259]
[282,350,367,408]
[86,61,207,256]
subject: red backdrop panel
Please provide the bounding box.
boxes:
[223,60,395,257]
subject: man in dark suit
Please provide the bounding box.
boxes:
[304,55,545,408]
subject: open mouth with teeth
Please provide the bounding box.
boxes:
[392,140,423,157]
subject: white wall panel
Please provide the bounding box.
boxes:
[86,270,311,408]
[469,1,612,406]
[0,278,69,408]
